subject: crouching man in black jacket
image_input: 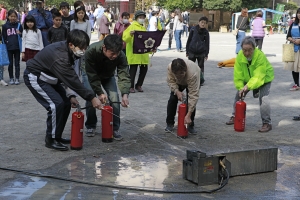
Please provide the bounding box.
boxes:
[23,30,103,151]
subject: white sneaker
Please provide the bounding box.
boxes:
[15,79,19,85]
[86,129,95,137]
[9,79,14,85]
[0,80,8,86]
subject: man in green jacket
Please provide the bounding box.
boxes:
[85,34,131,140]
[226,36,274,132]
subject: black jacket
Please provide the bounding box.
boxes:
[26,41,95,101]
[2,21,23,51]
[186,25,210,56]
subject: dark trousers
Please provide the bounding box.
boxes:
[8,49,20,79]
[129,64,148,88]
[255,38,264,50]
[168,30,173,48]
[188,53,205,73]
[23,69,71,139]
[166,85,196,127]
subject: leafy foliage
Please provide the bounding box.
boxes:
[282,1,298,11]
[45,0,74,9]
[156,0,194,11]
[135,0,157,11]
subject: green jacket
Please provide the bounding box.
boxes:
[85,40,131,96]
[234,48,274,90]
[122,21,149,65]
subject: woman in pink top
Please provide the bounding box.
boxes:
[0,4,7,20]
[114,11,130,54]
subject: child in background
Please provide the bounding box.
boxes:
[60,1,73,32]
[2,9,23,85]
[99,8,112,41]
[22,15,44,62]
[47,11,68,43]
[70,6,91,38]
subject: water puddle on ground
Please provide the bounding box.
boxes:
[0,148,299,199]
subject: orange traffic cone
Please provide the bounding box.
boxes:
[269,26,273,35]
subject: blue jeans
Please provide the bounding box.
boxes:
[101,76,121,131]
[174,30,182,50]
[8,49,20,79]
[41,30,50,47]
[82,70,97,129]
[236,31,246,54]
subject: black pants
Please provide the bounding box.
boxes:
[129,64,148,88]
[166,85,196,127]
[8,49,21,79]
[188,53,205,73]
[255,38,264,50]
[23,69,71,140]
[168,30,173,48]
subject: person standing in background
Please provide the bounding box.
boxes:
[251,10,268,50]
[60,2,73,32]
[165,11,175,50]
[173,9,184,52]
[28,0,53,47]
[114,11,130,54]
[235,8,248,54]
[0,4,7,20]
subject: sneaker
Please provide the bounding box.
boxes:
[226,116,235,125]
[258,123,272,132]
[86,129,95,137]
[165,124,174,133]
[135,86,143,92]
[113,130,123,141]
[15,79,19,85]
[187,126,197,135]
[0,80,8,86]
[290,84,299,91]
[167,47,171,50]
[9,78,14,85]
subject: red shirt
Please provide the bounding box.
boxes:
[0,8,6,20]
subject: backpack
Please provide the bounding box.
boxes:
[188,26,207,54]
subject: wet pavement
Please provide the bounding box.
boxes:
[0,147,299,199]
[1,32,300,199]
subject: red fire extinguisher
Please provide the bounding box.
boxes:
[102,105,113,143]
[234,94,246,132]
[71,105,84,150]
[177,98,188,138]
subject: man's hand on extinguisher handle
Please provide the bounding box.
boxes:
[70,97,79,108]
[176,90,184,101]
[91,97,103,110]
[239,85,249,97]
[98,94,108,104]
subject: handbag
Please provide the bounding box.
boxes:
[0,36,10,66]
[17,23,22,52]
[233,17,245,36]
[282,41,295,62]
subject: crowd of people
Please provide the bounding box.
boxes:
[1,2,296,151]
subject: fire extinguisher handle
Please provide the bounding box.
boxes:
[76,104,81,112]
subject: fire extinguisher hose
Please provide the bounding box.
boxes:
[0,166,229,193]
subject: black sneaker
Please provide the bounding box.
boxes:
[113,131,123,141]
[187,126,197,135]
[165,124,174,133]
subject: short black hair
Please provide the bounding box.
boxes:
[7,9,18,20]
[121,12,130,18]
[24,15,38,33]
[103,34,123,53]
[171,58,187,74]
[199,16,208,23]
[67,29,90,49]
[52,11,62,19]
[60,2,70,10]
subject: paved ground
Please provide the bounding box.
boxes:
[0,32,299,199]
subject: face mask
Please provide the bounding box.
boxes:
[137,19,145,24]
[73,49,85,57]
[122,19,129,24]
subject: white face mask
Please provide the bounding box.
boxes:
[122,19,129,24]
[73,49,85,57]
[137,19,145,24]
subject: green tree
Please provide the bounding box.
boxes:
[135,0,157,11]
[46,0,74,9]
[282,1,298,11]
[203,0,242,12]
[156,0,194,11]
[241,0,269,10]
